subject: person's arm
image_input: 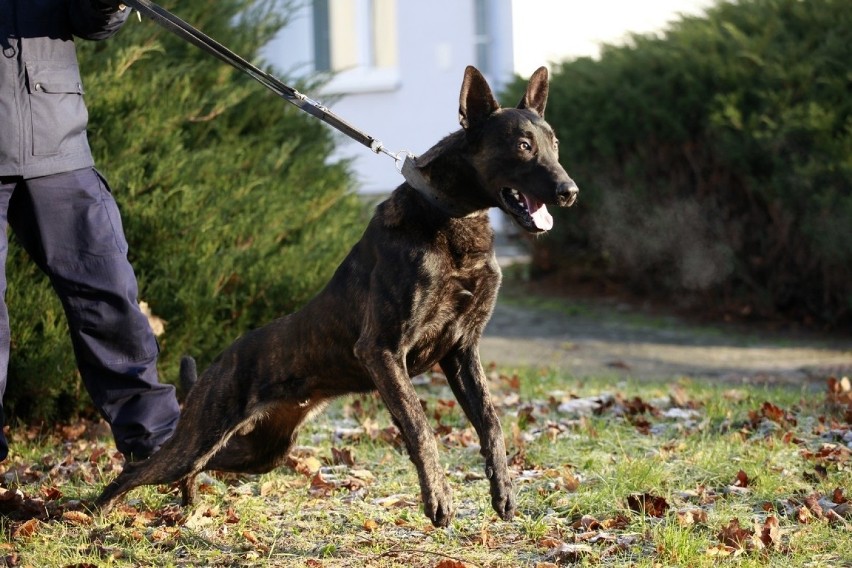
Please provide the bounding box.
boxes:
[68,1,131,41]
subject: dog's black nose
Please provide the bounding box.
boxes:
[556,180,578,207]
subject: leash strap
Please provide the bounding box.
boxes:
[121,0,384,153]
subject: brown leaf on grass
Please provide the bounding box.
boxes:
[548,543,594,563]
[441,426,478,448]
[631,416,652,435]
[796,505,813,524]
[733,469,750,488]
[11,518,40,539]
[761,402,786,423]
[803,465,829,483]
[499,372,521,391]
[331,446,356,467]
[717,518,753,549]
[573,515,601,531]
[705,544,738,557]
[800,443,851,465]
[292,455,323,476]
[538,537,563,548]
[88,447,108,464]
[756,516,782,550]
[434,560,467,568]
[224,507,240,524]
[781,431,806,444]
[832,487,848,505]
[0,487,47,521]
[59,422,87,441]
[602,513,630,530]
[517,405,537,428]
[39,486,62,501]
[622,396,657,416]
[627,493,669,517]
[309,471,336,498]
[803,494,824,519]
[826,376,852,406]
[242,530,259,544]
[676,508,708,526]
[362,518,379,532]
[373,494,418,509]
[61,510,92,526]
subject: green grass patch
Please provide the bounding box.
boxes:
[0,369,849,566]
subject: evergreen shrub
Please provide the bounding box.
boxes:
[507,0,851,326]
[5,0,366,420]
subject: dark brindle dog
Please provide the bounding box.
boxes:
[95,65,578,527]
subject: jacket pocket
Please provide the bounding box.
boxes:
[25,61,89,156]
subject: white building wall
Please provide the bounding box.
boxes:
[264,0,515,195]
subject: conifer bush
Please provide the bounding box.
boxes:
[5,0,366,420]
[509,0,851,326]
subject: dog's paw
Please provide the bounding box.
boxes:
[492,486,516,521]
[423,483,455,527]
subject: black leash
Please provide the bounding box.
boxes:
[120,0,402,161]
[119,1,464,216]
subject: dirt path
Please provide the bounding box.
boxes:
[480,293,852,384]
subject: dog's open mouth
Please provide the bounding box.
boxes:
[500,188,554,232]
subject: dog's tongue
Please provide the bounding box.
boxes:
[524,195,553,231]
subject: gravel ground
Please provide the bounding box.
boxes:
[480,262,852,385]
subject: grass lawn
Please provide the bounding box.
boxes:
[0,368,849,567]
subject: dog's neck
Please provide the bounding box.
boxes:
[404,131,492,219]
[401,156,480,218]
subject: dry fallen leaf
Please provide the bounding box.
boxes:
[61,510,92,526]
[717,518,753,549]
[627,493,669,517]
[433,559,467,568]
[331,447,356,467]
[756,516,782,550]
[733,470,750,488]
[676,508,708,526]
[11,518,40,539]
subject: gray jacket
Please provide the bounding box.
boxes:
[0,0,129,178]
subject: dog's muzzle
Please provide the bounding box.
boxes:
[556,180,579,207]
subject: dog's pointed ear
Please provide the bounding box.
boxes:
[459,66,500,130]
[517,66,549,117]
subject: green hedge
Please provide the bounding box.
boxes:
[5,0,366,420]
[508,0,851,326]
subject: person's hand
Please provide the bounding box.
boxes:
[92,0,127,10]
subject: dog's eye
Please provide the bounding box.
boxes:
[518,140,532,152]
[553,139,560,150]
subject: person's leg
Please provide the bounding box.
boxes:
[8,168,179,459]
[0,177,18,461]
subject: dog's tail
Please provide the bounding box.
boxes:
[179,355,198,400]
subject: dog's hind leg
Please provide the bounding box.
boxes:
[441,347,515,520]
[203,400,325,473]
[95,401,265,512]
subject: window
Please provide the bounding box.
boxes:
[473,0,491,76]
[312,0,399,93]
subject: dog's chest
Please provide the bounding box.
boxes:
[407,243,500,367]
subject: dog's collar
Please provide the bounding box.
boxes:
[400,156,479,218]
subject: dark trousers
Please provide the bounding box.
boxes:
[0,167,179,460]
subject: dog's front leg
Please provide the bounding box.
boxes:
[441,347,515,520]
[355,345,454,527]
